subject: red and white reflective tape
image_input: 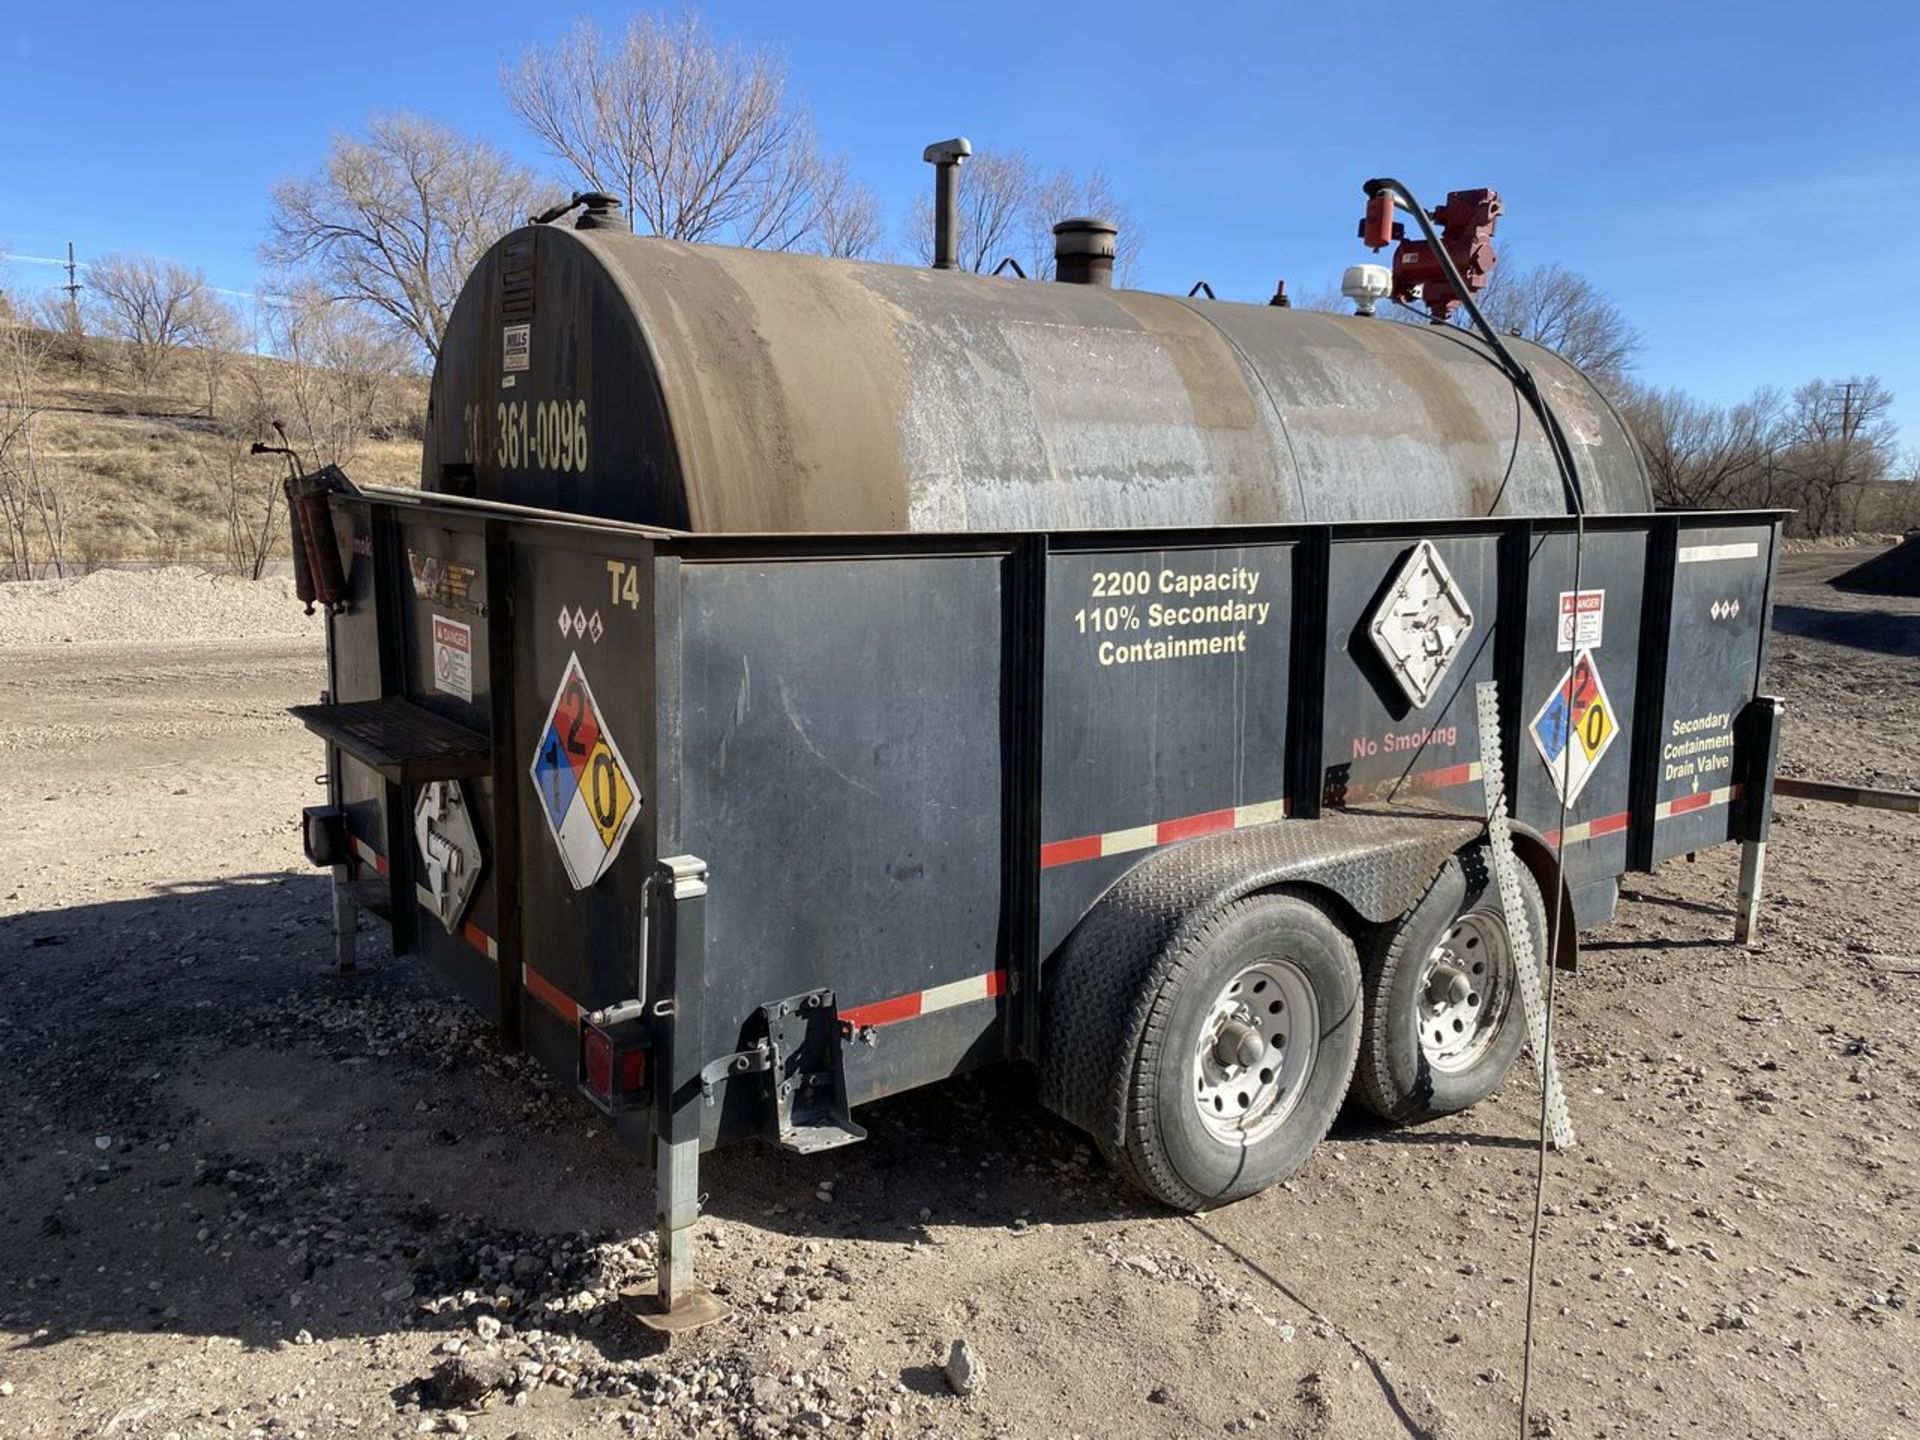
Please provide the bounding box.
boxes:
[1334,761,1483,805]
[1040,798,1290,870]
[1543,784,1741,848]
[842,968,1007,1030]
[1541,810,1631,848]
[349,836,499,962]
[350,834,389,877]
[1654,783,1742,820]
[522,963,584,1022]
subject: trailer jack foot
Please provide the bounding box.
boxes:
[628,1122,729,1336]
[618,1282,731,1335]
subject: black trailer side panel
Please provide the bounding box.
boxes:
[1320,534,1500,816]
[673,555,1012,1144]
[1645,522,1776,863]
[507,527,659,1080]
[1038,543,1295,959]
[1509,528,1650,917]
[389,517,503,1024]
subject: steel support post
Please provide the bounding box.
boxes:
[626,854,729,1334]
[1734,696,1784,947]
[1733,840,1768,948]
[330,865,359,975]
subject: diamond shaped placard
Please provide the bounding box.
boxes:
[413,780,482,933]
[529,653,641,889]
[1368,540,1475,709]
[1529,648,1618,806]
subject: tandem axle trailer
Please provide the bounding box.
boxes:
[292,479,1784,1328]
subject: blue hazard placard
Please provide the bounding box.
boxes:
[531,722,579,828]
[1532,690,1572,763]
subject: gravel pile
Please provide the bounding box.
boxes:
[0,567,322,647]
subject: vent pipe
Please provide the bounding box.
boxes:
[922,138,972,270]
[1053,217,1117,287]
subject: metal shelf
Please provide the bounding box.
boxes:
[290,698,489,786]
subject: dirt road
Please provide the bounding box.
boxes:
[0,555,1914,1439]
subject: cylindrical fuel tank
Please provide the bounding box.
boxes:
[423,224,1649,531]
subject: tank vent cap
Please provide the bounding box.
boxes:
[1052,216,1118,287]
[575,193,630,232]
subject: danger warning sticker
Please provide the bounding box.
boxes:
[529,653,641,889]
[1557,589,1605,652]
[1530,648,1618,806]
[431,617,472,702]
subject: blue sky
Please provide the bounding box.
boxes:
[3,1,1915,447]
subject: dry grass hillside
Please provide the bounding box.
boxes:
[4,326,424,572]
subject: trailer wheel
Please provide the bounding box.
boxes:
[1352,845,1547,1125]
[1104,891,1361,1211]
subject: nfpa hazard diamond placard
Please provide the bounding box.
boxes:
[1529,648,1618,807]
[529,653,641,889]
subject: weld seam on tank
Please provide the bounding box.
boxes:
[1168,295,1311,518]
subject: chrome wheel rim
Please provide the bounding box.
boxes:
[1193,959,1318,1144]
[1417,907,1511,1073]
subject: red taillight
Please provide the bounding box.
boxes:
[583,1026,647,1101]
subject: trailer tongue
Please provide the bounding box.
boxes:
[284,168,1785,1330]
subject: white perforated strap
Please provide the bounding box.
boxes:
[1474,682,1576,1150]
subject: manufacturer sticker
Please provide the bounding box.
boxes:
[431,616,473,702]
[408,551,482,614]
[529,654,641,889]
[1708,598,1742,622]
[503,323,530,374]
[1556,589,1605,652]
[1530,648,1617,806]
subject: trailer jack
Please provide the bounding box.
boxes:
[622,856,729,1336]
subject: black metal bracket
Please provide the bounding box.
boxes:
[698,1040,773,1100]
[753,989,867,1154]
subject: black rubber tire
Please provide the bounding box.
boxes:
[1352,845,1549,1125]
[1110,890,1362,1212]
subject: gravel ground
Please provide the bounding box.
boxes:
[0,553,1914,1439]
[0,568,321,647]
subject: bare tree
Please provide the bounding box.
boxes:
[1473,259,1642,392]
[266,113,545,359]
[262,285,412,470]
[503,12,880,257]
[216,428,283,580]
[1619,384,1783,510]
[187,291,249,419]
[0,325,72,576]
[903,148,1143,284]
[810,155,883,261]
[84,253,219,384]
[1781,375,1897,535]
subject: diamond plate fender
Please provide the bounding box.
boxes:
[1039,810,1482,1150]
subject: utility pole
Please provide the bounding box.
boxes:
[61,242,82,334]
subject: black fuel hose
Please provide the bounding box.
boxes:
[1361,178,1589,521]
[1365,177,1586,1440]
